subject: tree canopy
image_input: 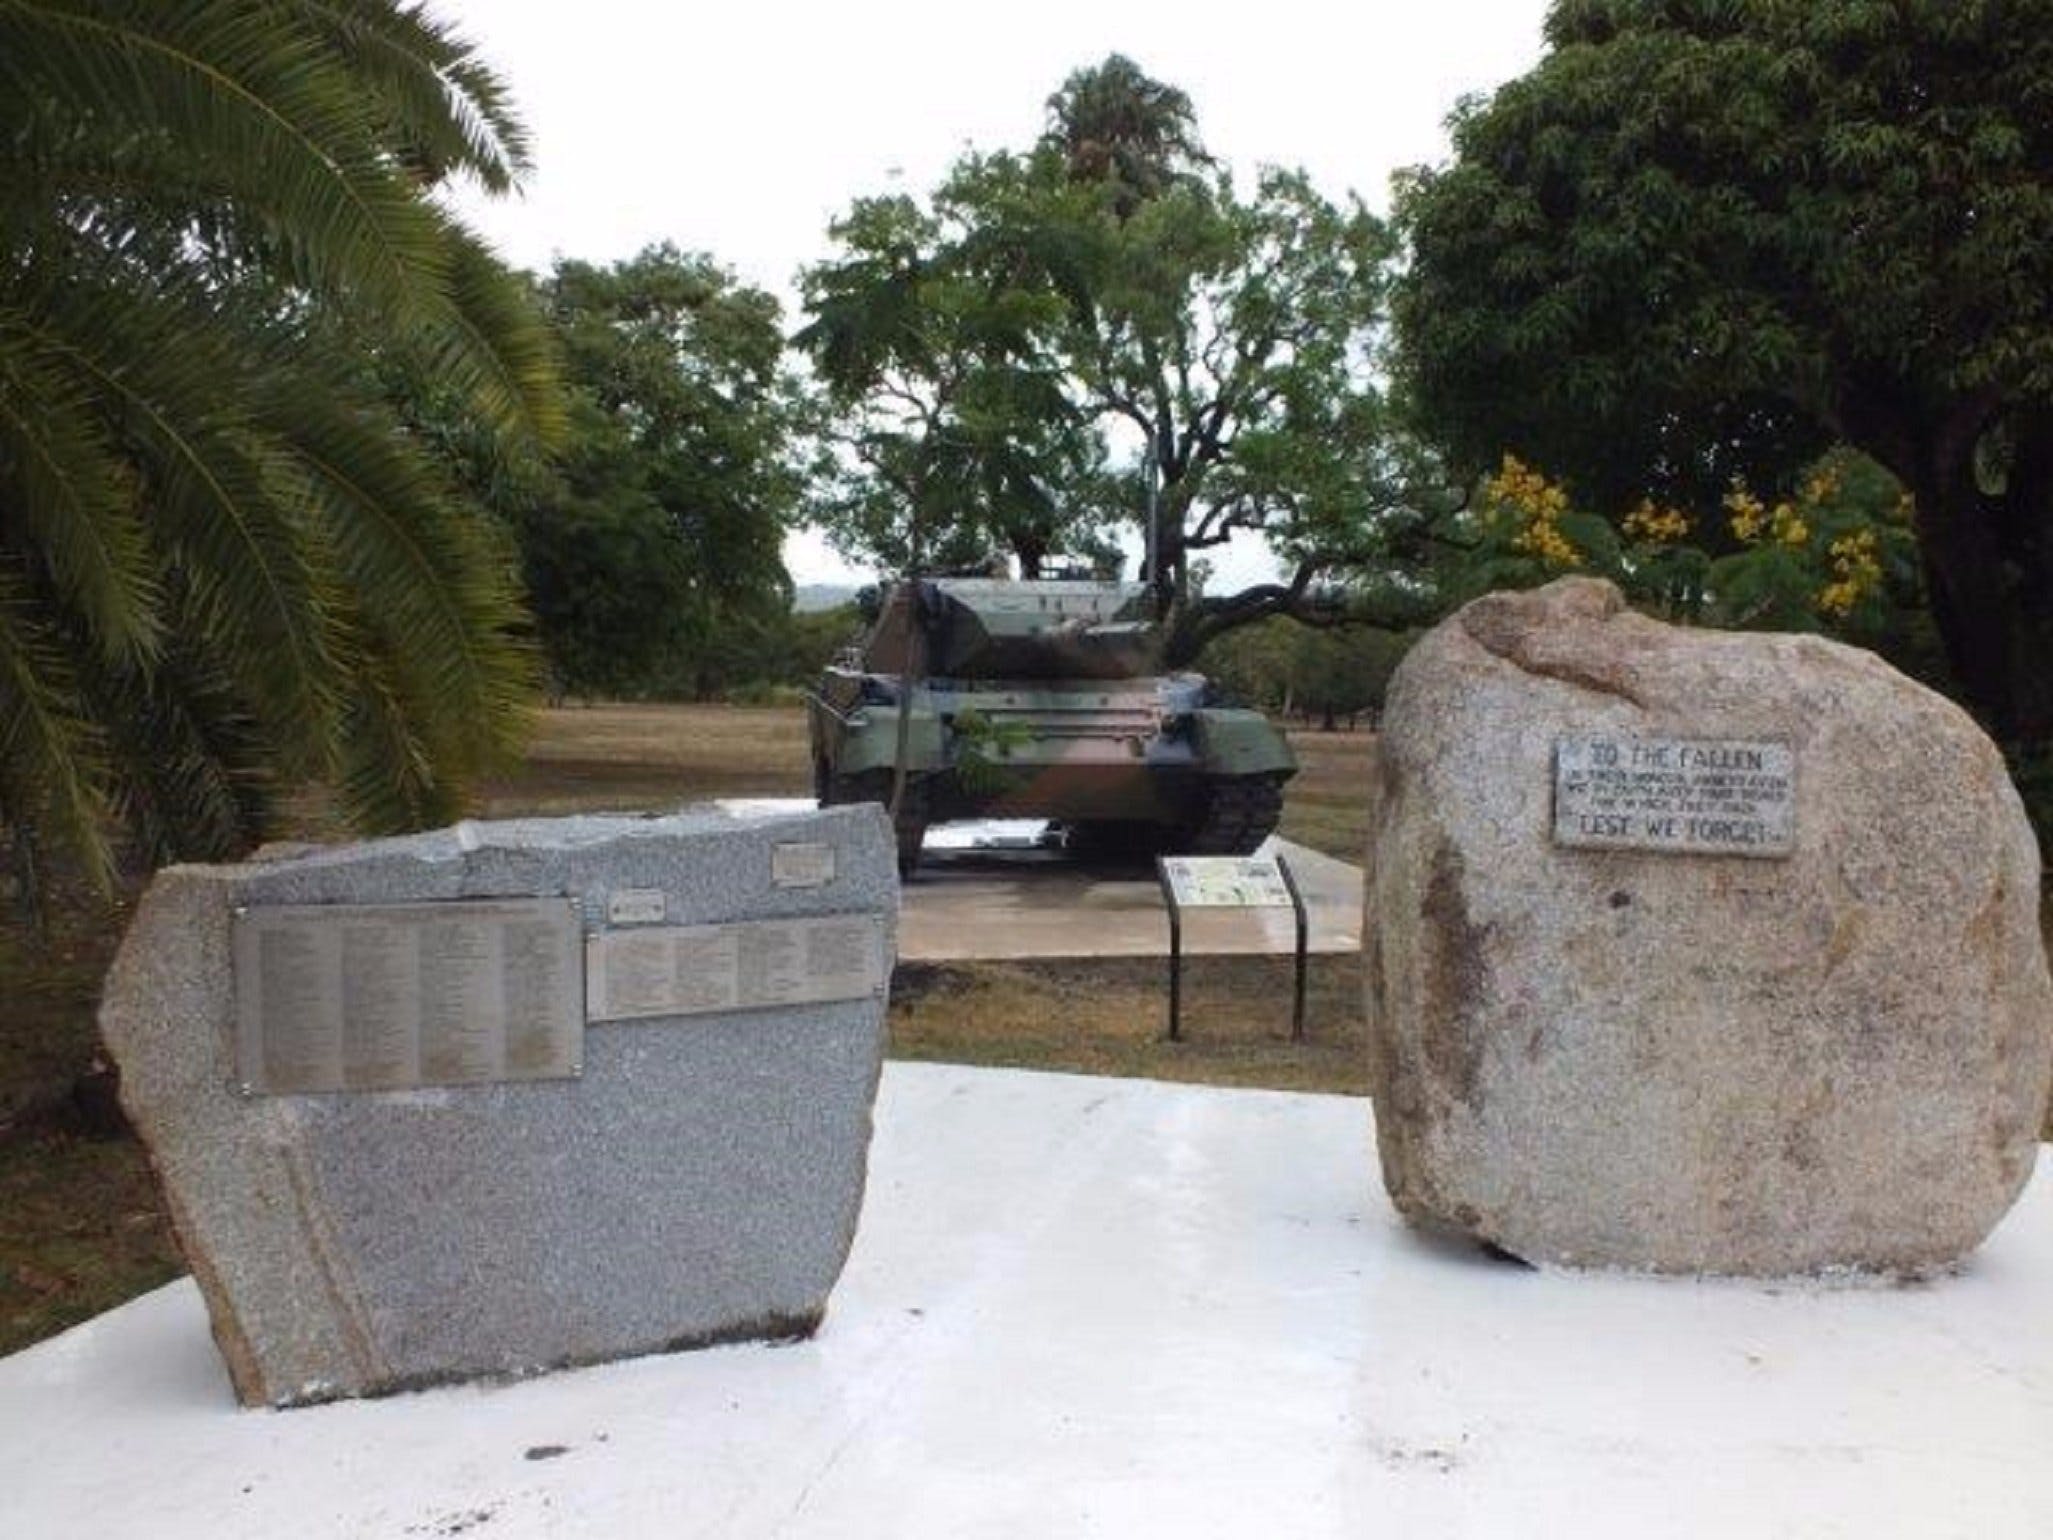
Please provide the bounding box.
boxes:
[519,247,809,699]
[1396,0,2053,744]
[0,0,562,887]
[800,55,1450,664]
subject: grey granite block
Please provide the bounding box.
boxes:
[101,803,897,1406]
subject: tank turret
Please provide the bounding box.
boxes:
[808,578,1297,875]
[861,578,1160,681]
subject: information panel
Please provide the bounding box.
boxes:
[585,912,889,1023]
[1553,736,1796,858]
[233,898,583,1095]
[1160,855,1293,909]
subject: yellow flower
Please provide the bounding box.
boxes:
[1623,499,1692,545]
[1814,527,1883,619]
[1725,487,1766,543]
[1485,452,1585,568]
[1801,467,1842,505]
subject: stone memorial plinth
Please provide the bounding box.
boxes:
[1365,577,2053,1276]
[101,804,896,1406]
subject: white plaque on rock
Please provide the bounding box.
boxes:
[772,841,837,888]
[1554,735,1795,858]
[233,898,583,1094]
[586,913,888,1022]
[606,888,667,925]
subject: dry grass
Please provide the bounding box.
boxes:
[892,954,1369,1095]
[0,1132,180,1350]
[1275,726,1373,862]
[473,703,812,817]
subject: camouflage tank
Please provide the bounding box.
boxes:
[807,578,1296,874]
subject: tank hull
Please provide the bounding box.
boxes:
[808,580,1298,872]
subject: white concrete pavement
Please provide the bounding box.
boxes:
[6,1063,2051,1538]
[900,834,1361,962]
[717,800,1364,962]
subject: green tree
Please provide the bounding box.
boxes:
[0,1,562,889]
[1396,0,2053,745]
[522,247,809,698]
[797,193,1119,579]
[801,58,1453,660]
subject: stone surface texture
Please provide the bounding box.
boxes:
[1365,577,2053,1276]
[101,804,896,1406]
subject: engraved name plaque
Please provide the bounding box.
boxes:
[232,898,583,1095]
[585,912,889,1023]
[1554,736,1796,858]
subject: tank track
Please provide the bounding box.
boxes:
[1181,772,1287,856]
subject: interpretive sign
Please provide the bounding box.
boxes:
[1155,854,1308,1043]
[1554,736,1796,858]
[232,898,583,1095]
[586,912,888,1023]
[1161,855,1293,908]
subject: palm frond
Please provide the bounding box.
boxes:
[293,0,531,189]
[0,309,161,663]
[0,0,452,308]
[407,218,568,450]
[0,557,113,885]
[18,270,347,755]
[74,608,274,862]
[0,1,554,898]
[270,379,535,776]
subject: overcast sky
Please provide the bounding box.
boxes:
[435,0,1553,588]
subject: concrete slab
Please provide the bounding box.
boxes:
[718,797,1364,962]
[898,835,1361,963]
[6,1064,2050,1538]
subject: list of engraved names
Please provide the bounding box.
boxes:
[233,898,582,1094]
[586,913,887,1023]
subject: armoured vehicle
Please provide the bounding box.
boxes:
[808,577,1297,874]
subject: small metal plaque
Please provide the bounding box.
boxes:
[772,841,836,889]
[606,888,667,925]
[1554,736,1796,858]
[233,898,583,1095]
[1161,856,1293,908]
[585,912,888,1022]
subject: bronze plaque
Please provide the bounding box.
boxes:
[232,898,583,1095]
[585,912,889,1023]
[1554,736,1796,858]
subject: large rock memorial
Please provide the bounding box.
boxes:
[102,804,896,1406]
[1365,577,2053,1276]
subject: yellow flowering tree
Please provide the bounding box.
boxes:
[1467,449,1923,649]
[1706,452,1920,645]
[1472,454,1616,581]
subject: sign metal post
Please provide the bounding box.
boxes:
[1155,854,1309,1045]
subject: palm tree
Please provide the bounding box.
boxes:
[1042,54,1209,216]
[0,1,564,896]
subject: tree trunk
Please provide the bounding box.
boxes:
[1011,531,1046,579]
[1912,427,2053,748]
